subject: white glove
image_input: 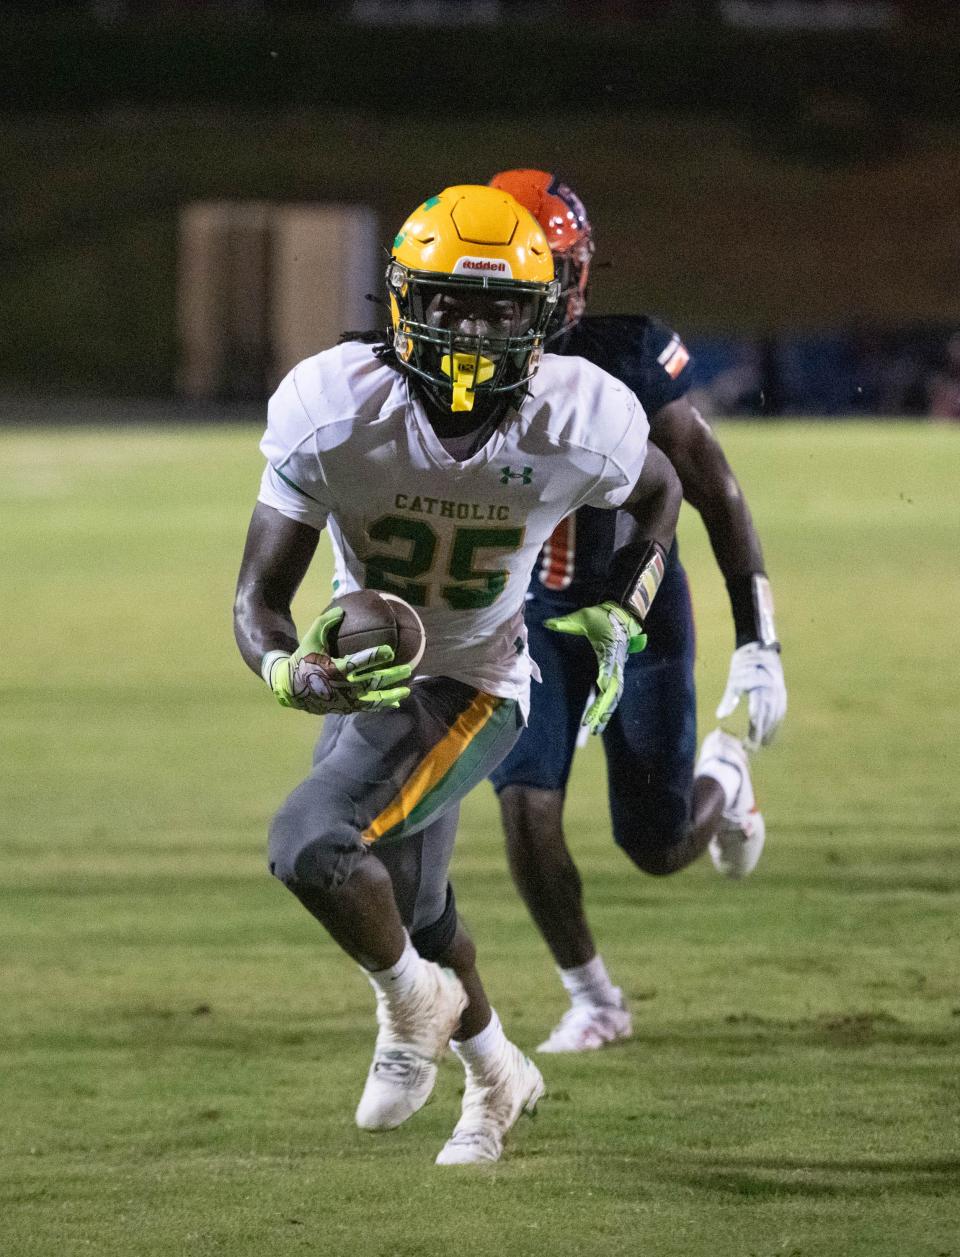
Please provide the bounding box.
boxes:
[716,642,786,751]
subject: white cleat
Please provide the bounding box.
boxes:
[355,962,467,1132]
[536,992,632,1053]
[697,728,766,879]
[435,1041,545,1166]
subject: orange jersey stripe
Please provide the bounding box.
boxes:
[540,515,576,591]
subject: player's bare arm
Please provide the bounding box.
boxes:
[233,502,320,676]
[617,438,683,552]
[649,397,764,581]
[649,397,786,748]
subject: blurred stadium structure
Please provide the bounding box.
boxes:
[2,0,958,416]
[177,202,377,398]
[9,1,945,26]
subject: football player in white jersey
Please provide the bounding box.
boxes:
[233,185,682,1164]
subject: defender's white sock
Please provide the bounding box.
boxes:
[559,955,619,1008]
[695,758,742,812]
[452,1008,508,1071]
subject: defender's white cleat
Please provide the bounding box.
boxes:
[355,961,467,1132]
[435,1041,545,1166]
[536,992,632,1053]
[696,728,766,879]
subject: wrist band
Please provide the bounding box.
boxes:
[602,539,667,625]
[260,650,290,687]
[725,573,779,649]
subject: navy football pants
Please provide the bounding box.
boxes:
[489,554,697,866]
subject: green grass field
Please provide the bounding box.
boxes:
[1,422,958,1256]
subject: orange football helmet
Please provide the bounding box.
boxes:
[489,169,594,337]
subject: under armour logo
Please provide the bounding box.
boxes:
[500,465,533,485]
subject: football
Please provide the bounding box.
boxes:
[326,589,426,670]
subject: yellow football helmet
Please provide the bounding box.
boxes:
[387,185,559,413]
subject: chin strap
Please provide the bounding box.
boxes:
[441,352,495,412]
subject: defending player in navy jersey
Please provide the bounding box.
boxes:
[233,185,682,1162]
[487,170,787,1054]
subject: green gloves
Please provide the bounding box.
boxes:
[261,607,412,716]
[545,601,647,735]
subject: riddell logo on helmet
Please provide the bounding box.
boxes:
[453,256,513,277]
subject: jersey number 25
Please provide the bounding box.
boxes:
[365,515,523,611]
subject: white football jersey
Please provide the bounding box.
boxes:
[258,339,649,712]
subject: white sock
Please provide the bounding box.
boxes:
[696,759,741,811]
[452,1008,507,1070]
[559,955,619,1008]
[365,933,422,1003]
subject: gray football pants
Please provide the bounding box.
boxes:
[268,677,522,948]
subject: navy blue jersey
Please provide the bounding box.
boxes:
[533,315,695,605]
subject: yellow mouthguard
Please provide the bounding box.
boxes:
[440,352,495,412]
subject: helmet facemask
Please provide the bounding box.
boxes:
[388,263,560,414]
[547,234,595,344]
